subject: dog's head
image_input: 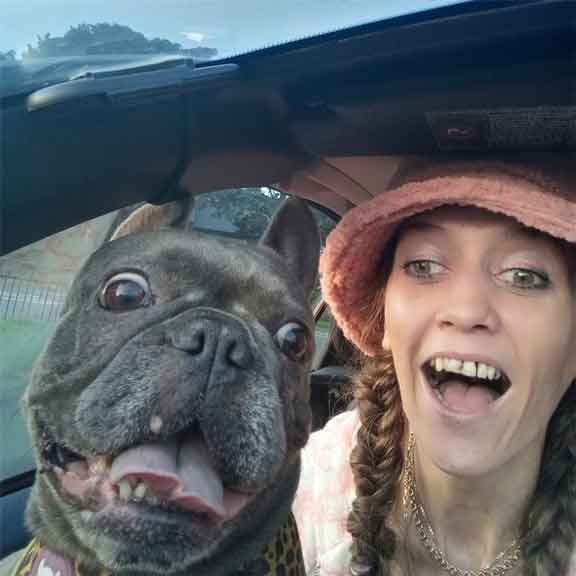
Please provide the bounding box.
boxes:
[23,197,320,575]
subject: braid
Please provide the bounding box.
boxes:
[347,353,406,575]
[521,380,576,575]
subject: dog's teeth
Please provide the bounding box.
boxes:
[145,492,160,506]
[118,480,132,500]
[133,482,147,501]
[150,415,163,434]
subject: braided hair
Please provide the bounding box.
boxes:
[347,353,405,575]
[346,277,407,575]
[521,380,576,575]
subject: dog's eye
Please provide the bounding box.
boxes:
[274,322,310,362]
[99,272,152,311]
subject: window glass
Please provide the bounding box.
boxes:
[191,187,287,239]
[0,190,337,482]
[191,187,337,303]
[0,213,116,480]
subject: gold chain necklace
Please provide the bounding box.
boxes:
[402,434,522,576]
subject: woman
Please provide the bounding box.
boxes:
[293,154,576,576]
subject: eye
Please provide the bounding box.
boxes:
[99,272,152,311]
[402,259,446,279]
[274,322,311,362]
[498,268,550,290]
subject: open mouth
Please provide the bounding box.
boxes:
[39,423,254,524]
[422,356,511,414]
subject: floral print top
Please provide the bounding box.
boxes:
[293,409,576,576]
[292,410,359,576]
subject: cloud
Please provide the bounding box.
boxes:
[183,31,207,44]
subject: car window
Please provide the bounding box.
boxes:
[1,1,471,71]
[0,188,336,485]
[0,213,117,482]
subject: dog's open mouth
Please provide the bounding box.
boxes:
[40,425,254,524]
[423,356,511,413]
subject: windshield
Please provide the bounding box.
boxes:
[2,0,470,64]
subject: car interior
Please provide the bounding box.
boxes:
[1,0,574,561]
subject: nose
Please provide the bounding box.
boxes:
[434,273,500,334]
[170,317,254,371]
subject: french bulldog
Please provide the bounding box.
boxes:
[15,197,320,576]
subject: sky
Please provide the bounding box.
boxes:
[1,0,468,58]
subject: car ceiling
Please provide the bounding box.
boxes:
[2,0,574,254]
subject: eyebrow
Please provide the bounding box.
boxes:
[395,220,444,236]
[398,216,550,244]
[503,223,550,243]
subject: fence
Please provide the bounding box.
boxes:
[0,275,66,322]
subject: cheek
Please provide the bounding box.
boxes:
[522,301,576,387]
[384,281,430,352]
[383,284,430,388]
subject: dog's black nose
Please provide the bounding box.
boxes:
[171,317,253,370]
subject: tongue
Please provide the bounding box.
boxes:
[440,380,497,414]
[109,433,227,519]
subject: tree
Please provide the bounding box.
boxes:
[23,23,216,59]
[0,50,16,61]
[195,188,286,239]
[194,187,336,245]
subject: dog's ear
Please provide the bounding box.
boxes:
[259,198,320,298]
[109,196,194,241]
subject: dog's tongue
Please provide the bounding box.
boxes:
[440,380,497,414]
[109,434,226,519]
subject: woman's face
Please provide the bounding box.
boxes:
[383,205,576,476]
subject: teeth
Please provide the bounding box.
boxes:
[116,479,163,507]
[429,357,503,381]
[118,480,132,500]
[462,361,476,378]
[146,492,160,506]
[477,363,488,379]
[133,482,148,501]
[445,358,462,373]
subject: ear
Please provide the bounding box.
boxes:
[259,198,320,298]
[110,196,194,241]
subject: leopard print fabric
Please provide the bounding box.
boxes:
[263,512,306,576]
[234,512,306,576]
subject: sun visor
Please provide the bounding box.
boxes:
[283,156,413,213]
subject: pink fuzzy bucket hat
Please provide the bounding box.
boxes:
[320,154,576,357]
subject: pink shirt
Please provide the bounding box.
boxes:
[293,409,576,576]
[293,410,359,575]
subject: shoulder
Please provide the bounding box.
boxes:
[293,410,359,575]
[299,409,359,486]
[306,409,360,456]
